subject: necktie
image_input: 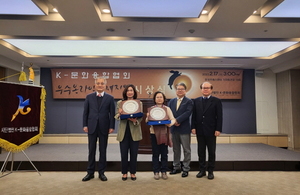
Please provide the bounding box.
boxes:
[203,97,208,108]
[176,99,181,110]
[97,94,103,107]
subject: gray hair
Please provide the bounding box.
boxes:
[95,76,107,84]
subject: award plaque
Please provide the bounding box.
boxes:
[120,100,143,119]
[147,106,171,125]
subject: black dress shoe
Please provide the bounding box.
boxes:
[122,174,127,181]
[181,171,189,177]
[169,169,181,175]
[196,171,206,178]
[208,172,214,180]
[131,174,137,181]
[99,173,108,181]
[82,173,94,181]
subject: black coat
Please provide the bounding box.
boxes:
[83,92,115,135]
[191,96,223,136]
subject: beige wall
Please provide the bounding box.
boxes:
[0,66,5,80]
[291,70,300,149]
[39,134,288,148]
[6,68,19,83]
[3,66,40,85]
[277,70,300,149]
[255,69,278,134]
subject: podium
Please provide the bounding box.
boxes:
[138,99,153,154]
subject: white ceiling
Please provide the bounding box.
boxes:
[0,0,300,73]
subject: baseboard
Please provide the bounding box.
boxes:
[39,133,288,147]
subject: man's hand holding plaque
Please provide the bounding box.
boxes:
[120,100,143,119]
[147,106,171,125]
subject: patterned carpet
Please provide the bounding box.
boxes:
[1,171,300,195]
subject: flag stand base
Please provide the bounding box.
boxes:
[0,150,41,178]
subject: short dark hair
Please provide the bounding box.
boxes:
[122,84,138,100]
[153,91,167,105]
[176,83,187,90]
[200,82,213,89]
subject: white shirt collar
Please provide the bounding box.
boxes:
[177,96,184,101]
[203,95,211,99]
[96,92,104,97]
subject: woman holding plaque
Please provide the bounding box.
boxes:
[115,84,143,181]
[146,91,175,180]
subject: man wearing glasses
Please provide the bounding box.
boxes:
[168,83,193,177]
[191,82,223,180]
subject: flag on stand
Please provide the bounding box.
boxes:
[0,82,46,152]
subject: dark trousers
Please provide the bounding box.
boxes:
[120,124,139,174]
[196,135,216,173]
[87,127,108,175]
[151,134,168,173]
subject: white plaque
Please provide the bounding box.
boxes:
[149,107,167,120]
[122,100,139,114]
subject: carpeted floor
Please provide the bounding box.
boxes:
[1,171,300,195]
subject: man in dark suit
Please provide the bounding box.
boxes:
[168,83,193,177]
[82,76,115,182]
[192,82,223,180]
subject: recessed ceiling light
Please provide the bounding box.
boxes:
[52,8,58,12]
[265,0,300,18]
[0,0,45,15]
[202,10,208,14]
[253,10,257,14]
[102,9,110,13]
[3,39,298,58]
[108,0,206,18]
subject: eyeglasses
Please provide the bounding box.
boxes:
[202,87,211,90]
[176,88,185,91]
[96,82,106,85]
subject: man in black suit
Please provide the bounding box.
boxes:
[82,76,115,182]
[191,82,223,180]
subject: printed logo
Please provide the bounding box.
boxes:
[11,95,31,122]
[168,70,181,89]
[168,70,192,92]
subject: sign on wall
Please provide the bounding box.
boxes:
[51,69,243,99]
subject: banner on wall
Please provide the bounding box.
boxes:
[0,82,46,152]
[51,69,243,99]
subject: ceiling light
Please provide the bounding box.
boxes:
[202,10,208,14]
[0,0,45,15]
[102,9,110,13]
[108,0,206,18]
[3,39,297,58]
[264,0,300,18]
[253,10,257,14]
[52,8,58,12]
